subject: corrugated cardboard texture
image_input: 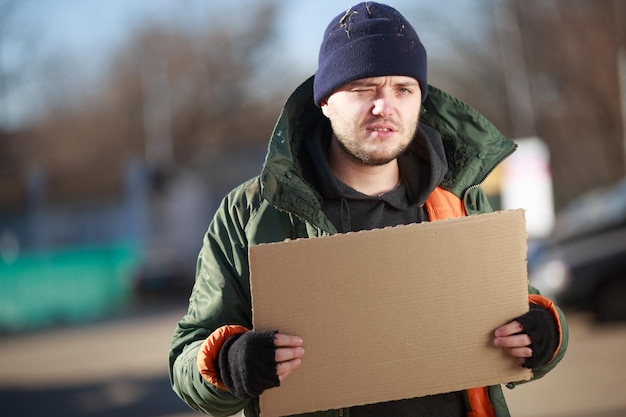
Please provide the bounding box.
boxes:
[250,210,532,417]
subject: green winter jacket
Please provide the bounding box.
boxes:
[168,76,569,417]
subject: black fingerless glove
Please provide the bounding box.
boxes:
[514,304,559,369]
[217,330,280,398]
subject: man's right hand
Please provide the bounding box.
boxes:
[217,331,304,398]
[274,333,305,382]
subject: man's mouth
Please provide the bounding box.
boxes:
[369,124,397,133]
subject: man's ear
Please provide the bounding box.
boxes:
[320,100,330,118]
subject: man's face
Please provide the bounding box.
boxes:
[320,76,422,166]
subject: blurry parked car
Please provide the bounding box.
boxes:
[529,178,626,321]
[132,248,196,302]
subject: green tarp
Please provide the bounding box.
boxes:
[0,242,140,332]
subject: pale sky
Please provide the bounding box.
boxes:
[8,0,485,71]
[2,0,489,128]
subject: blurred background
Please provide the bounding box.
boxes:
[0,0,625,416]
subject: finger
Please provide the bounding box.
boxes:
[494,320,524,337]
[493,333,532,348]
[277,368,294,382]
[275,346,305,363]
[276,358,302,378]
[503,346,533,359]
[274,333,304,348]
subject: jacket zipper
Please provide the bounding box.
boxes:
[485,386,495,414]
[462,145,517,213]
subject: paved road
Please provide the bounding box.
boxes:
[0,304,624,417]
[505,311,626,417]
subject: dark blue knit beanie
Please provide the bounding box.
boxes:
[313,2,428,106]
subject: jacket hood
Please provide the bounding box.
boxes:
[420,87,517,196]
[260,76,516,225]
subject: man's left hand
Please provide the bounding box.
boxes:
[493,303,559,369]
[493,320,532,365]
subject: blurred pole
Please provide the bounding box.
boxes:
[616,0,626,174]
[140,56,174,170]
[0,37,4,128]
[0,0,22,130]
[493,0,537,139]
[0,3,9,129]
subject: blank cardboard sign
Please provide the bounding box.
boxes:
[249,210,532,417]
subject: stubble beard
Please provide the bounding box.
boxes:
[330,116,420,167]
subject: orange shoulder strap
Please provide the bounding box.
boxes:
[425,187,497,416]
[424,186,466,221]
[466,387,497,417]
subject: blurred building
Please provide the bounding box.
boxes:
[0,128,264,332]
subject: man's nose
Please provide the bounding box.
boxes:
[372,93,394,118]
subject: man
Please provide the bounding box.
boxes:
[169,3,568,416]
